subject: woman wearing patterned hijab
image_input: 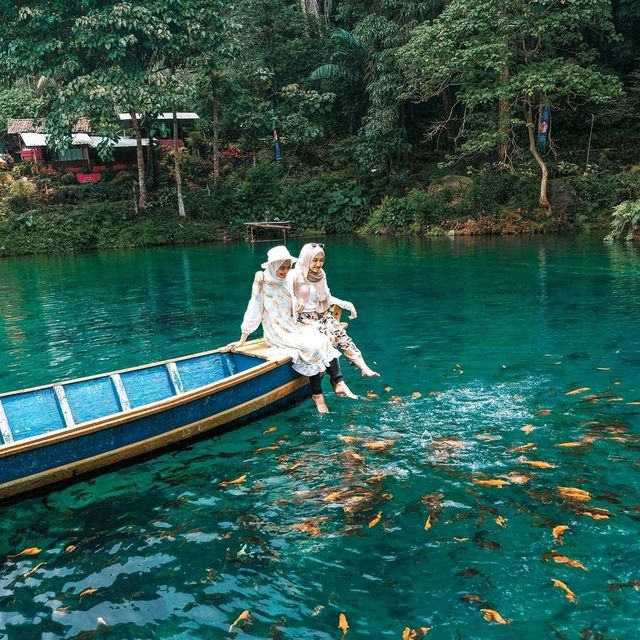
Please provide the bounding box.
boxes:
[292,242,379,379]
[225,246,356,413]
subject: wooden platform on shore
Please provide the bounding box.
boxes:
[245,221,292,243]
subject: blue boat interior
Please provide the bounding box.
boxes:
[0,351,263,444]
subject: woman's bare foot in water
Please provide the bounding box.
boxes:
[353,358,380,378]
[312,393,329,413]
[333,380,358,399]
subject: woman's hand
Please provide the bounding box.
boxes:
[296,298,305,313]
[344,302,357,320]
[221,334,248,352]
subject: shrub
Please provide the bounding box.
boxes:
[146,186,177,211]
[0,172,14,196]
[386,168,416,197]
[59,171,77,185]
[615,173,640,202]
[176,154,212,182]
[605,199,640,242]
[5,178,37,213]
[184,185,237,226]
[109,171,135,187]
[181,166,361,235]
[362,189,449,235]
[569,173,618,223]
[566,172,640,227]
[10,162,34,179]
[461,170,539,216]
[0,202,227,256]
[276,178,326,228]
[324,185,366,233]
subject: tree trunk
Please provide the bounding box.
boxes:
[323,0,332,24]
[441,87,452,119]
[212,95,220,180]
[130,110,147,213]
[300,0,320,15]
[149,135,159,190]
[498,66,510,168]
[300,0,321,34]
[525,100,550,211]
[173,106,186,218]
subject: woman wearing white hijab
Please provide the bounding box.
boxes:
[224,245,356,413]
[292,242,379,378]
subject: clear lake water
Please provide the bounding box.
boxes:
[0,234,639,639]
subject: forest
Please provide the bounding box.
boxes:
[0,0,639,254]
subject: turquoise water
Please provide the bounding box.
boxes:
[1,235,639,639]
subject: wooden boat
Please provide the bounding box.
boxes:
[0,340,310,502]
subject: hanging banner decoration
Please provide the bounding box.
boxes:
[272,128,283,162]
[537,105,551,152]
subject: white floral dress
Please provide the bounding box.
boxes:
[291,272,363,364]
[241,272,340,377]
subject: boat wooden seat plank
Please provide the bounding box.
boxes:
[0,401,13,445]
[53,385,76,428]
[110,374,131,411]
[166,362,184,395]
[234,341,275,360]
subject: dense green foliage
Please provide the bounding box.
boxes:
[1,0,640,254]
[605,199,640,241]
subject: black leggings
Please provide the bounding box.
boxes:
[309,358,343,395]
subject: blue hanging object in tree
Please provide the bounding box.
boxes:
[537,105,551,152]
[271,109,283,162]
[272,128,283,162]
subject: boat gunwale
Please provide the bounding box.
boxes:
[0,342,296,458]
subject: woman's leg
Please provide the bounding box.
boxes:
[309,373,329,413]
[327,357,343,385]
[322,313,380,378]
[327,358,357,399]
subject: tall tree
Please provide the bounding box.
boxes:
[400,0,624,209]
[319,0,444,173]
[310,29,369,134]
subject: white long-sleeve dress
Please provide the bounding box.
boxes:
[241,272,340,377]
